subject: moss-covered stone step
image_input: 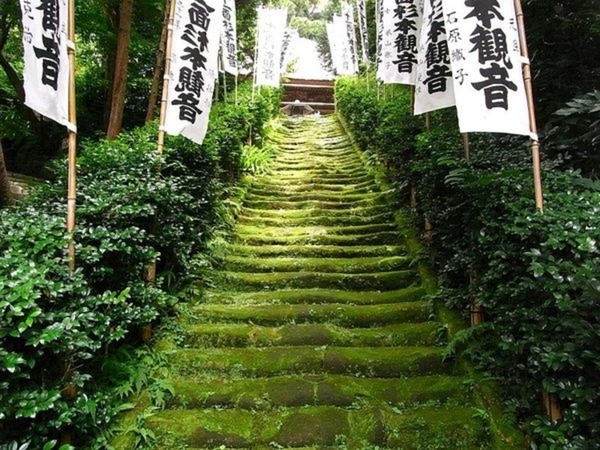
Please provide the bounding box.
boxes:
[243,191,383,204]
[213,270,417,291]
[188,302,430,327]
[255,173,373,186]
[183,322,440,348]
[247,180,378,195]
[235,223,396,238]
[240,204,391,219]
[203,286,426,306]
[225,244,405,258]
[168,374,466,410]
[145,405,485,449]
[233,231,401,247]
[168,346,451,378]
[222,255,410,273]
[242,198,388,211]
[236,212,393,227]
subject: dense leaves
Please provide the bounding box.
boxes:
[336,74,600,448]
[0,83,280,447]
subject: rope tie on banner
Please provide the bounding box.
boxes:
[167,24,174,30]
[66,40,76,51]
[520,56,530,65]
[158,125,167,132]
[530,132,539,142]
[66,123,77,134]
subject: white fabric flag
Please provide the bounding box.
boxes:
[341,2,359,73]
[375,0,384,80]
[326,22,342,75]
[414,0,455,115]
[20,0,70,127]
[333,15,357,75]
[255,7,287,88]
[165,0,223,145]
[356,0,370,63]
[441,0,530,136]
[220,0,238,76]
[280,28,298,71]
[379,0,424,85]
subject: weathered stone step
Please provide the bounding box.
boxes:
[233,231,401,246]
[214,270,417,291]
[168,374,466,409]
[222,255,410,273]
[235,223,396,238]
[169,346,451,378]
[236,212,393,227]
[183,322,440,348]
[225,244,405,258]
[242,198,386,211]
[248,179,378,194]
[204,286,426,306]
[146,405,484,448]
[273,150,357,162]
[189,302,430,327]
[240,204,390,219]
[243,191,382,204]
[252,173,372,186]
[270,168,368,180]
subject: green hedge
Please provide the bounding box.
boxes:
[0,83,281,447]
[336,75,600,448]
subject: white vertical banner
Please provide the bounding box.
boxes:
[20,0,70,127]
[441,0,529,135]
[414,0,455,115]
[165,0,224,145]
[326,22,341,75]
[220,0,238,76]
[255,7,288,88]
[375,0,384,80]
[341,2,359,73]
[379,0,424,85]
[280,28,298,71]
[356,0,370,63]
[333,15,357,75]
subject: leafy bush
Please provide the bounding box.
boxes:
[336,75,600,447]
[0,83,280,447]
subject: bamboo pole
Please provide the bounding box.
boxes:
[514,0,544,213]
[234,74,238,106]
[66,0,77,273]
[157,0,177,156]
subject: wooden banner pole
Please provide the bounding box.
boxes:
[514,0,544,213]
[66,0,77,273]
[234,74,238,106]
[157,0,177,156]
[463,133,470,161]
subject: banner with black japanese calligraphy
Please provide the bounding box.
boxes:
[326,22,341,75]
[255,7,288,88]
[441,0,529,136]
[356,0,370,63]
[379,0,424,85]
[341,2,359,73]
[280,28,298,71]
[220,0,238,76]
[20,0,70,127]
[332,15,357,75]
[165,0,223,145]
[375,0,384,80]
[414,0,455,115]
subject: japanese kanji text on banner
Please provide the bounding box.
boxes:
[341,2,359,72]
[441,0,530,136]
[220,0,238,76]
[378,0,424,85]
[255,7,288,88]
[20,0,70,127]
[164,0,223,145]
[332,15,357,75]
[356,0,370,63]
[414,0,455,115]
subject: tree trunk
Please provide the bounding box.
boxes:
[0,140,13,207]
[106,0,134,139]
[145,0,171,123]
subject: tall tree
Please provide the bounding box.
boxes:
[145,0,170,123]
[106,0,134,139]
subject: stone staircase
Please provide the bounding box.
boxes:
[112,116,507,449]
